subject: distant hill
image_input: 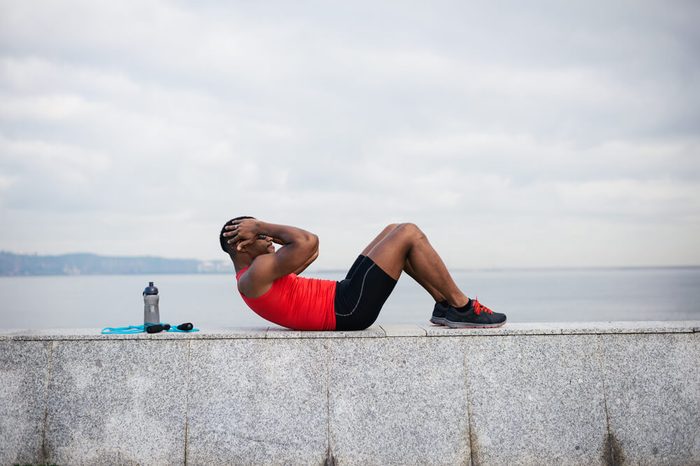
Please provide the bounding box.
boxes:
[0,251,232,276]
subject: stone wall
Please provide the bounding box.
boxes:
[1,322,698,465]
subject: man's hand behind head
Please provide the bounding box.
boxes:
[223,218,261,251]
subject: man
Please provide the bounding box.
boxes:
[220,217,506,331]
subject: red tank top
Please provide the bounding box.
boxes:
[236,267,337,330]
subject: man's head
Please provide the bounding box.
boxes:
[219,216,255,254]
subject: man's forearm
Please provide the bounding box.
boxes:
[257,221,317,247]
[257,221,319,275]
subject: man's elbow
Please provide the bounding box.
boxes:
[309,233,319,252]
[297,232,319,252]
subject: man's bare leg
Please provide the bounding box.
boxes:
[364,223,469,308]
[360,224,398,256]
[360,224,446,303]
[405,258,446,303]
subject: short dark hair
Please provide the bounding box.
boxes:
[219,216,255,254]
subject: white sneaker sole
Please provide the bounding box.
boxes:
[444,320,506,328]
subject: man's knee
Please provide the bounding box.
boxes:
[396,222,424,239]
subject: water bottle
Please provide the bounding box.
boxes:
[143,281,160,325]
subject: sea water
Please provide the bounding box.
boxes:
[0,267,698,329]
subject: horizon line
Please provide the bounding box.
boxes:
[2,250,698,272]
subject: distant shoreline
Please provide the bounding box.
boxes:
[0,251,231,276]
[1,251,698,277]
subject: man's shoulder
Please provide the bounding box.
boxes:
[246,254,277,277]
[238,255,278,297]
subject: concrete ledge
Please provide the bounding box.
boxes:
[1,321,698,465]
[1,320,698,340]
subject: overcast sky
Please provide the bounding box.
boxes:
[1,0,698,268]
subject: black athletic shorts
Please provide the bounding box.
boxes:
[334,255,397,331]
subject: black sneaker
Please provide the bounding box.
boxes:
[445,298,506,328]
[430,302,450,325]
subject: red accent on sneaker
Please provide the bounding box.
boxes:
[472,297,493,315]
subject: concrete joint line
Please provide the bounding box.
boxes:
[598,334,625,466]
[40,340,54,464]
[184,339,192,465]
[464,347,477,466]
[323,340,337,465]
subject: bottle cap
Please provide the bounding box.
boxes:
[143,281,159,295]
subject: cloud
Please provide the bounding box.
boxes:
[0,0,698,266]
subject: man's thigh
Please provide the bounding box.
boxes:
[365,224,415,280]
[361,223,399,256]
[335,256,398,330]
